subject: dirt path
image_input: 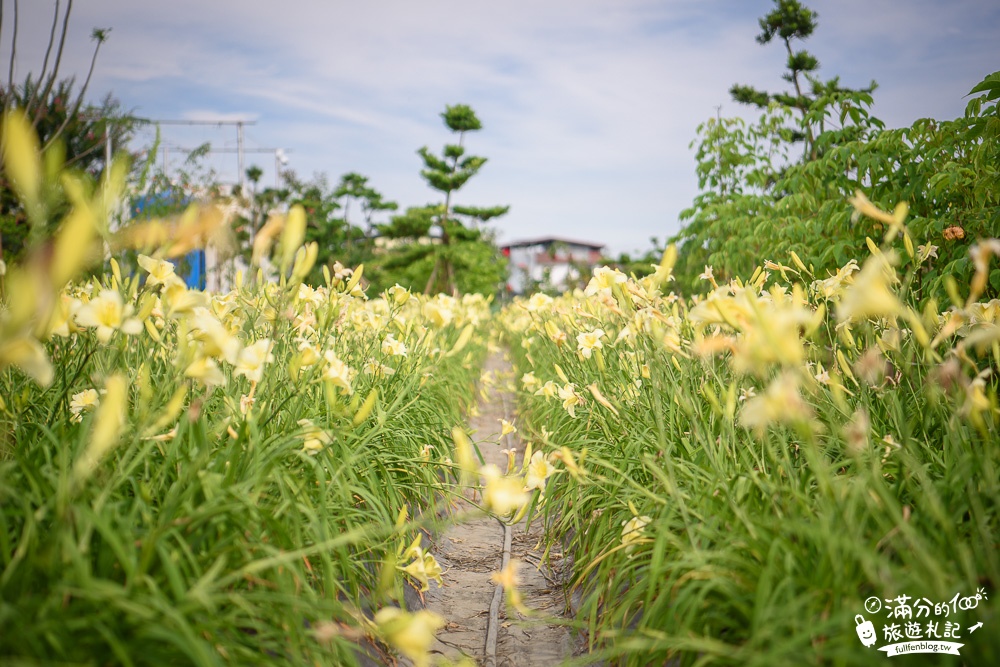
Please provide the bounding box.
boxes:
[422,351,573,666]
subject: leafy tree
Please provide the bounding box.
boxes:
[332,171,397,253]
[248,172,342,281]
[671,0,892,292]
[729,0,876,161]
[671,71,1000,300]
[245,165,264,190]
[232,170,397,284]
[377,104,508,295]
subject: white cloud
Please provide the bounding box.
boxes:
[8,0,997,255]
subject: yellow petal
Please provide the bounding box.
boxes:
[1,110,42,210]
[279,204,307,271]
[75,374,128,480]
[0,335,53,387]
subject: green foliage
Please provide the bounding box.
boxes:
[333,172,398,244]
[235,171,396,283]
[0,110,493,664]
[730,0,876,161]
[671,72,1000,299]
[1,5,124,263]
[0,294,486,664]
[500,244,1000,665]
[376,105,509,295]
[1,80,135,262]
[370,205,507,296]
[440,103,483,133]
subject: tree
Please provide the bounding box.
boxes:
[231,170,399,285]
[370,203,507,296]
[252,172,343,282]
[380,104,508,295]
[729,0,876,161]
[332,171,397,253]
[670,71,1000,300]
[670,0,894,292]
[1,2,128,262]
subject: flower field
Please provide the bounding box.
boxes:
[499,213,1000,663]
[0,262,494,663]
[2,106,999,666]
[0,113,502,665]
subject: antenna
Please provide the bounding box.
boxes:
[135,118,258,192]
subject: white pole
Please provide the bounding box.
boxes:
[237,121,246,193]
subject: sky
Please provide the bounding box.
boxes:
[4,0,998,256]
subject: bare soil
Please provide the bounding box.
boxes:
[421,352,574,666]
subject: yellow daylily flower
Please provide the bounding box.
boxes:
[373,608,445,667]
[162,282,209,318]
[480,464,530,515]
[491,559,531,615]
[968,239,1000,305]
[584,266,627,298]
[297,418,332,455]
[184,356,227,389]
[422,299,454,328]
[525,292,553,311]
[397,535,444,592]
[523,450,557,492]
[381,333,408,357]
[621,514,652,554]
[74,289,143,344]
[544,320,567,345]
[576,328,605,359]
[251,213,284,266]
[45,293,82,338]
[535,380,558,399]
[322,350,354,394]
[188,307,241,364]
[811,259,860,299]
[70,389,100,423]
[587,383,620,416]
[836,254,903,323]
[548,446,586,479]
[1,110,42,212]
[363,359,396,377]
[137,254,183,289]
[739,372,812,435]
[0,334,54,386]
[387,284,411,306]
[235,339,274,383]
[294,340,322,368]
[74,374,127,481]
[558,383,582,418]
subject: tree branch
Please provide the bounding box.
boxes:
[7,0,18,96]
[24,0,62,115]
[42,25,107,153]
[33,0,73,128]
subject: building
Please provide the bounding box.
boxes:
[501,236,606,295]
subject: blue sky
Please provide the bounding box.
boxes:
[6,0,998,255]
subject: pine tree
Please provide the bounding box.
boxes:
[379,104,508,295]
[729,0,876,161]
